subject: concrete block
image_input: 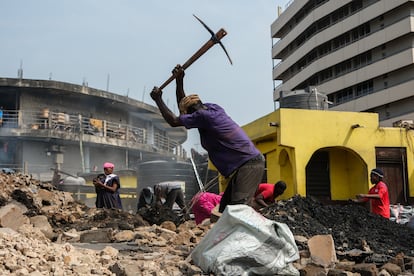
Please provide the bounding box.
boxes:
[308,234,337,268]
[0,203,29,230]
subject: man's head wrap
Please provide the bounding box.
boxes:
[179,94,201,114]
[371,168,384,178]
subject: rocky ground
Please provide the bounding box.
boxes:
[0,172,414,275]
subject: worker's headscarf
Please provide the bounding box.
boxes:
[142,187,154,204]
[179,94,201,114]
[103,162,114,169]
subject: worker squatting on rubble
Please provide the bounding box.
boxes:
[252,181,287,210]
[353,168,390,219]
[137,187,155,211]
[93,162,123,210]
[153,181,187,213]
[151,65,265,213]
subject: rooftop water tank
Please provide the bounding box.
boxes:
[279,87,329,110]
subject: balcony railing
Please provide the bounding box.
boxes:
[0,109,182,156]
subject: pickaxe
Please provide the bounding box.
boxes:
[159,14,233,90]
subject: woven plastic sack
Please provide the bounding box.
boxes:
[191,204,300,276]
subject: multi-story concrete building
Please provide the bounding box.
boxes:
[0,77,188,183]
[271,0,414,126]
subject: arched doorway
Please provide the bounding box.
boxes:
[306,150,330,200]
[306,147,366,202]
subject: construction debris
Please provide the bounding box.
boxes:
[261,195,414,256]
[0,172,414,275]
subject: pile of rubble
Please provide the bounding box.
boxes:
[1,172,414,275]
[0,172,206,275]
[264,196,414,255]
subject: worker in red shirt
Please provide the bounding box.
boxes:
[354,168,390,219]
[253,181,287,210]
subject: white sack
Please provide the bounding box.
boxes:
[191,204,300,276]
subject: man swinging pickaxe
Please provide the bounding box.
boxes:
[151,15,264,216]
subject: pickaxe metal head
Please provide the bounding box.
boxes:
[159,15,233,90]
[193,14,233,65]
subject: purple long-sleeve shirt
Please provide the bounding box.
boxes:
[180,103,260,177]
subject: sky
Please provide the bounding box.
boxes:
[1,0,290,152]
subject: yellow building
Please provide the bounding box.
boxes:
[241,108,414,205]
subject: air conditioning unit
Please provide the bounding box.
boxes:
[392,120,414,128]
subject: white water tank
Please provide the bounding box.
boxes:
[279,88,329,110]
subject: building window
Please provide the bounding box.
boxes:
[350,0,363,12]
[337,88,353,104]
[318,16,330,30]
[330,80,374,106]
[356,80,374,97]
[320,68,332,82]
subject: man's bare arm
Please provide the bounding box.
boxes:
[151,87,183,127]
[174,65,186,105]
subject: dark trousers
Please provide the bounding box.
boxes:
[165,188,186,210]
[219,155,265,213]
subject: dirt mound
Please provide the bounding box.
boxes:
[137,206,186,226]
[261,195,414,256]
[0,172,149,234]
[52,206,150,232]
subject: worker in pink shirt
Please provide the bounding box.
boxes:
[191,192,223,224]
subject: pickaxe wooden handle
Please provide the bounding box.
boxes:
[159,28,230,90]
